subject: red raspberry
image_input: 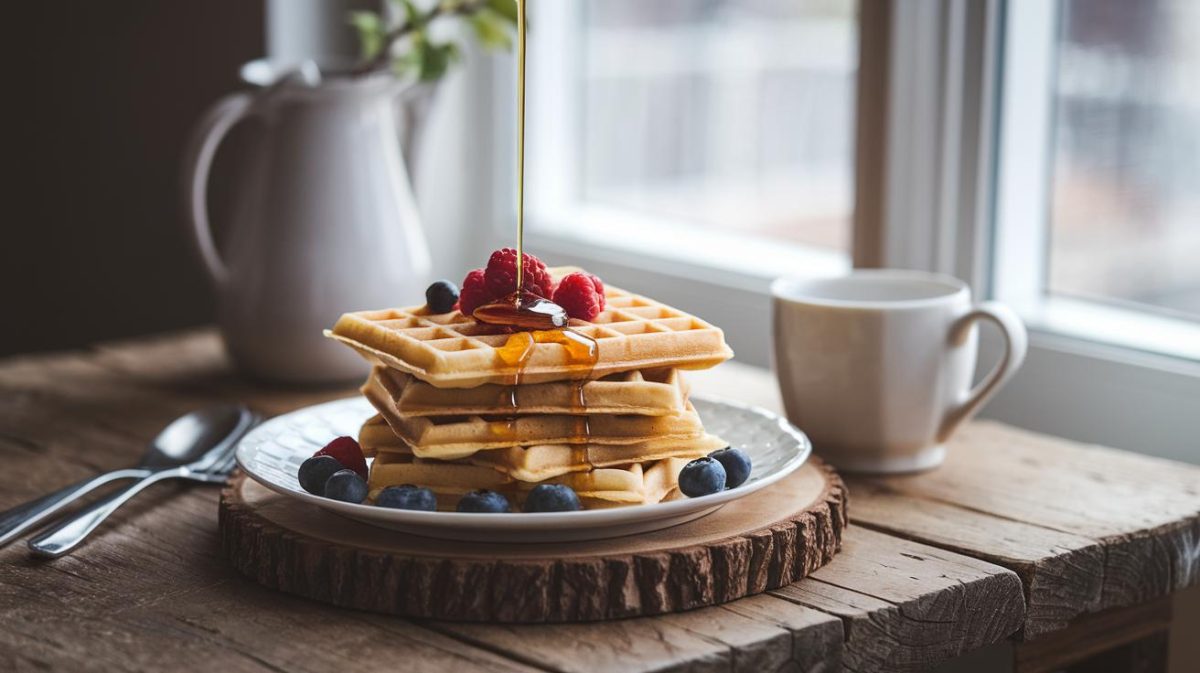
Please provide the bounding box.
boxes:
[458,268,489,316]
[585,273,605,311]
[552,272,606,321]
[484,248,556,300]
[314,436,368,479]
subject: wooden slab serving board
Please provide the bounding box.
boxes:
[218,458,847,623]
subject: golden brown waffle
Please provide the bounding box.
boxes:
[360,393,707,459]
[374,434,721,482]
[368,365,690,417]
[515,457,693,505]
[368,453,693,508]
[370,452,512,498]
[327,268,733,388]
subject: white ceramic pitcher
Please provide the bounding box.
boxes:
[182,61,432,384]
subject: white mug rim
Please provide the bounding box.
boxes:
[771,269,970,310]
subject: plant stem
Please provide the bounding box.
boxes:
[353,0,489,76]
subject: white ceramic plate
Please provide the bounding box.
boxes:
[236,395,811,543]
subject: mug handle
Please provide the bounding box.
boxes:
[180,92,254,287]
[938,301,1029,442]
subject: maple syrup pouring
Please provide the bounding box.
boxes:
[481,1,600,445]
[515,0,528,293]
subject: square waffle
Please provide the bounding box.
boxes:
[361,382,707,459]
[368,454,692,508]
[372,432,723,482]
[369,365,690,417]
[327,267,733,388]
[358,412,721,460]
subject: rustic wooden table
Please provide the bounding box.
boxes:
[1,330,1197,673]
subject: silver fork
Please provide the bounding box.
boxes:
[27,440,243,558]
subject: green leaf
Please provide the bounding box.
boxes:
[415,40,461,81]
[469,9,513,51]
[348,11,387,60]
[485,0,519,25]
[398,0,420,25]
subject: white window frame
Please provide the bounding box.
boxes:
[992,0,1200,362]
[872,0,1200,462]
[478,0,1200,462]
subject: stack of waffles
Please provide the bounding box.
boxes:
[327,268,734,510]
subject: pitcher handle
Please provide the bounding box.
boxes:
[938,301,1029,442]
[180,93,253,286]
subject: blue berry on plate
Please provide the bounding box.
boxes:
[425,280,460,314]
[523,484,582,512]
[679,457,727,497]
[376,484,438,511]
[457,490,511,513]
[709,447,752,489]
[298,455,343,495]
[324,469,369,503]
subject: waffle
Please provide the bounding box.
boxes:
[368,454,693,508]
[359,389,707,459]
[368,365,690,417]
[372,432,722,482]
[327,267,733,388]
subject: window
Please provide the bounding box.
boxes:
[524,0,858,279]
[993,0,1200,360]
[1048,0,1200,320]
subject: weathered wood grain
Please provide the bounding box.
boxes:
[218,459,847,623]
[428,594,843,673]
[0,485,539,673]
[847,480,1105,638]
[847,422,1200,639]
[695,360,1200,642]
[703,594,844,673]
[771,527,1026,673]
[3,330,1194,673]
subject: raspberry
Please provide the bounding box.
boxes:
[314,436,367,480]
[458,268,489,316]
[484,248,556,300]
[585,273,606,312]
[552,272,606,321]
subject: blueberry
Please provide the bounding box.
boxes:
[425,280,460,314]
[376,484,438,511]
[709,447,752,489]
[457,490,511,513]
[323,469,368,503]
[678,457,726,497]
[298,455,343,495]
[523,484,582,512]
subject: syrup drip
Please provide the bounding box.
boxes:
[474,291,567,331]
[492,328,599,446]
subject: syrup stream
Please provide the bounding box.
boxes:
[476,0,600,454]
[515,0,528,294]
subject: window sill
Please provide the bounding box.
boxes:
[504,204,849,367]
[524,204,849,290]
[1016,295,1200,368]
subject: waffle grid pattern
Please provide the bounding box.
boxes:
[329,270,733,387]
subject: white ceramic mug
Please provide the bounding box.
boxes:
[771,270,1028,473]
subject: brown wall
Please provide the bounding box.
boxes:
[2,1,264,357]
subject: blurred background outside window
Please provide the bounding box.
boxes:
[1049,0,1200,320]
[534,0,858,255]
